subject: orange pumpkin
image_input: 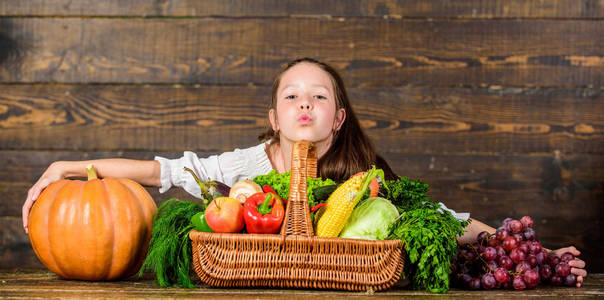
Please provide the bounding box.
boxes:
[28,165,157,280]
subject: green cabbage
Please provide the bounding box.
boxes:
[339,197,399,240]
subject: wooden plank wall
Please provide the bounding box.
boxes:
[1,0,603,272]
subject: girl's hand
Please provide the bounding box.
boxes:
[550,246,587,287]
[22,162,65,234]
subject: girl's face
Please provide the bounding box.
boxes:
[270,63,346,144]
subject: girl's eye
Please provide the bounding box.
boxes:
[285,95,296,100]
[315,95,327,100]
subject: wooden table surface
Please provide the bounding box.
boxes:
[1,269,602,299]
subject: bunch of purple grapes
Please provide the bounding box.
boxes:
[451,216,577,290]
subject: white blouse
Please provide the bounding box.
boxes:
[154,141,469,221]
[155,141,273,199]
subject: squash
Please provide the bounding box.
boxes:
[28,165,157,280]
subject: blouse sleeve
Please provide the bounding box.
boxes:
[154,142,273,198]
[437,202,470,221]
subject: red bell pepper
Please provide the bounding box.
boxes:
[262,185,287,207]
[243,189,285,234]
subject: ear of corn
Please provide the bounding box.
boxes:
[315,166,384,237]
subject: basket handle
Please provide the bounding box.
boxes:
[279,140,317,238]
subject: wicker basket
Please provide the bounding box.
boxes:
[190,141,405,291]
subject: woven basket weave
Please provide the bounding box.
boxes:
[190,140,405,291]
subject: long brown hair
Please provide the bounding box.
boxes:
[259,58,397,182]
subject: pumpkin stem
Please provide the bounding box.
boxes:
[86,164,98,180]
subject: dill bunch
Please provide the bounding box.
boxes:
[138,198,202,288]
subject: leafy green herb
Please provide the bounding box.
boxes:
[138,198,202,288]
[389,207,468,293]
[253,170,335,208]
[385,176,469,293]
[384,176,431,212]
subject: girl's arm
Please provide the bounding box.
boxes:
[59,159,161,186]
[458,217,587,287]
[457,218,496,245]
[23,159,161,233]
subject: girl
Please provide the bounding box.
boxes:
[21,57,587,286]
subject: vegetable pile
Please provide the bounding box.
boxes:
[315,167,384,237]
[141,167,469,293]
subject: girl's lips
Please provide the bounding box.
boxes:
[298,114,312,124]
